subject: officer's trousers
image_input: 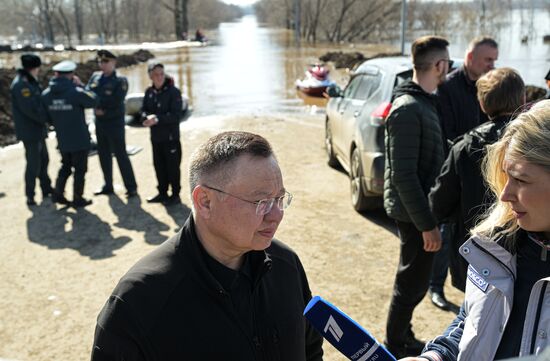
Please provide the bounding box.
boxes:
[55,150,88,200]
[386,220,434,346]
[152,140,181,196]
[96,126,137,192]
[23,139,52,199]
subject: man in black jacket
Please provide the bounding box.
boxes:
[141,63,183,205]
[428,36,498,310]
[383,35,448,358]
[438,37,498,143]
[91,131,323,361]
[429,67,525,292]
[10,54,53,206]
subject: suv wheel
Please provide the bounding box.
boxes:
[325,118,339,168]
[350,147,382,212]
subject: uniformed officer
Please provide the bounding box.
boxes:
[141,63,183,205]
[86,50,137,198]
[41,60,99,208]
[10,54,53,206]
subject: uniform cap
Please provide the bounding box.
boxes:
[97,49,117,61]
[52,60,77,73]
[545,69,550,81]
[21,54,41,69]
[147,62,164,73]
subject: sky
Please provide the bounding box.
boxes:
[221,0,259,6]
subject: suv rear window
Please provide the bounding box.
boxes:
[394,70,413,88]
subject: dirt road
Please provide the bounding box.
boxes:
[0,113,462,360]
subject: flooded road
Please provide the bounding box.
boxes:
[115,15,391,117]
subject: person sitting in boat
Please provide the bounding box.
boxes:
[194,29,207,43]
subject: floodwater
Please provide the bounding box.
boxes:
[2,12,549,118]
[116,15,379,117]
[117,11,550,116]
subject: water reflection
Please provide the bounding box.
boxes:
[117,15,349,116]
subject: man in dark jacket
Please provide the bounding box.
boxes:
[91,131,323,361]
[141,63,183,205]
[41,60,98,207]
[86,50,137,198]
[429,67,525,291]
[438,37,498,143]
[383,35,448,358]
[10,54,53,206]
[429,36,498,310]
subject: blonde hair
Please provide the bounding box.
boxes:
[472,100,550,237]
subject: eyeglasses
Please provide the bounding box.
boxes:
[98,59,111,63]
[202,185,293,216]
[436,58,454,68]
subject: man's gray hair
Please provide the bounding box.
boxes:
[188,131,274,194]
[468,36,498,52]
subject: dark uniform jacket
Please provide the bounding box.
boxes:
[384,80,445,231]
[41,77,98,152]
[86,71,128,129]
[10,69,47,142]
[141,77,182,143]
[91,215,323,361]
[428,115,510,290]
[438,66,488,143]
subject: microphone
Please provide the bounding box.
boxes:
[304,296,396,361]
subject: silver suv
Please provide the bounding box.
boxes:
[325,56,460,212]
[325,56,415,212]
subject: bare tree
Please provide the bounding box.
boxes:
[36,0,56,44]
[74,0,84,44]
[163,0,189,40]
[53,3,73,46]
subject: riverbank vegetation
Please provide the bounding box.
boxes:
[0,0,242,46]
[254,0,549,44]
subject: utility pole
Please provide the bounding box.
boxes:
[400,0,407,55]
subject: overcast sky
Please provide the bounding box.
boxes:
[221,0,259,6]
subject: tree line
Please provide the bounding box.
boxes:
[254,0,547,44]
[0,0,243,46]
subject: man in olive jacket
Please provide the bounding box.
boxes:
[10,54,53,205]
[383,36,448,359]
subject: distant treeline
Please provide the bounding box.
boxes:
[254,0,550,43]
[0,0,243,46]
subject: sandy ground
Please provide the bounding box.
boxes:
[0,113,463,360]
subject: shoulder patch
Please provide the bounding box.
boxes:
[467,265,489,293]
[121,79,128,91]
[21,88,31,97]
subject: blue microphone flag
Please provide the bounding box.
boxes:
[304,296,396,361]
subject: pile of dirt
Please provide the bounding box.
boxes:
[0,49,154,147]
[319,51,402,70]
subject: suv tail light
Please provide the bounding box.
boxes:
[369,102,392,126]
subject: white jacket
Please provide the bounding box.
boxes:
[422,233,550,361]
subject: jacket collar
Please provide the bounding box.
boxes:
[16,68,38,84]
[176,214,272,294]
[458,65,477,89]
